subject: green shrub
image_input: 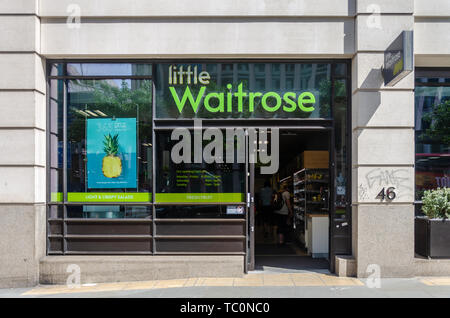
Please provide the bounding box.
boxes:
[421,188,450,219]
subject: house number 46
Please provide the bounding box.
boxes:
[376,187,396,201]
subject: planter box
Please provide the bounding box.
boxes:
[415,217,450,258]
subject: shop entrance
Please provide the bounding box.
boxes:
[247,128,335,273]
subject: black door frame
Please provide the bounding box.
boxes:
[246,126,334,272]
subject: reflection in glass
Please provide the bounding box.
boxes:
[155,63,332,119]
[333,63,347,77]
[415,81,450,201]
[49,63,64,77]
[49,79,64,202]
[155,131,245,201]
[156,205,244,219]
[67,205,152,218]
[67,63,152,77]
[333,78,348,219]
[65,78,152,195]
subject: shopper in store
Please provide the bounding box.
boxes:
[273,184,293,245]
[259,180,274,239]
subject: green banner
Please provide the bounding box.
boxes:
[67,192,151,203]
[53,192,242,203]
[155,193,244,203]
[50,192,63,202]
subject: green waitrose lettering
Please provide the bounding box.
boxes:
[169,83,316,114]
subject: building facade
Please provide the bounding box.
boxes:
[0,0,449,288]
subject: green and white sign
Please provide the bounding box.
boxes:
[68,192,151,202]
[156,63,329,119]
[155,193,244,203]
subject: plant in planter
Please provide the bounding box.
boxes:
[415,188,450,258]
[422,188,450,219]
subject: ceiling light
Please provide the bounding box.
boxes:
[85,110,98,117]
[94,110,108,117]
[75,110,89,117]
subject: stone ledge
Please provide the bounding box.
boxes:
[335,256,357,277]
[40,255,244,285]
[38,0,356,18]
[413,258,450,277]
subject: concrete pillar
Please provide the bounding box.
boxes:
[0,0,47,287]
[352,0,416,277]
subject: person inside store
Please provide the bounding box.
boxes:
[273,183,293,245]
[258,180,274,239]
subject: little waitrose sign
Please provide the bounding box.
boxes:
[383,31,413,87]
[167,65,316,114]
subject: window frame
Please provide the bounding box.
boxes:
[46,59,352,258]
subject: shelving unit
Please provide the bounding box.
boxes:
[293,168,329,258]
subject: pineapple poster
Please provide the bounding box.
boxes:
[87,118,137,189]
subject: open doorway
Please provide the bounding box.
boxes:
[252,129,331,273]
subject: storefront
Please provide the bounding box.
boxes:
[46,61,351,273]
[1,0,450,288]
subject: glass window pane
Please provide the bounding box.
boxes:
[333,79,348,219]
[156,205,245,219]
[66,78,152,202]
[49,63,64,76]
[155,63,332,119]
[155,130,245,203]
[415,84,450,201]
[49,79,64,202]
[67,205,152,219]
[67,63,152,77]
[333,63,347,77]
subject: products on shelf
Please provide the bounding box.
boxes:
[292,168,330,245]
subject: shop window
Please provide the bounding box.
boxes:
[49,79,64,203]
[66,79,152,201]
[49,63,64,77]
[415,70,450,205]
[155,205,245,219]
[154,130,245,204]
[66,205,152,219]
[47,60,351,257]
[48,63,153,207]
[47,62,154,255]
[67,63,152,77]
[333,79,349,222]
[333,63,347,77]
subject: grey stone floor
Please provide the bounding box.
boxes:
[1,278,449,298]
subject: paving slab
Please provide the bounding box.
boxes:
[2,275,450,298]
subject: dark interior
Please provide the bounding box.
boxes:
[253,130,330,272]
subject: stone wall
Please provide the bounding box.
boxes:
[0,0,47,288]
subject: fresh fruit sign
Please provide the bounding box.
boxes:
[102,133,122,178]
[87,118,137,189]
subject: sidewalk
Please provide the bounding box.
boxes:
[1,273,450,298]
